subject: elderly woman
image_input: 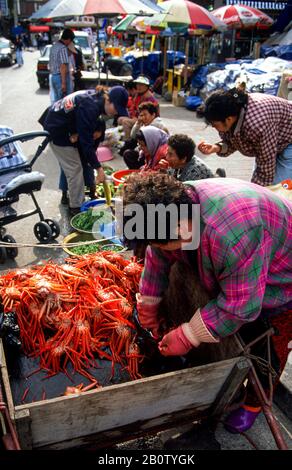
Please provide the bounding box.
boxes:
[198,88,292,186]
[122,172,292,433]
[123,102,168,169]
[131,101,168,140]
[163,134,225,181]
[124,126,168,171]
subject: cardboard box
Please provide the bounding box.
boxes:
[172,90,186,107]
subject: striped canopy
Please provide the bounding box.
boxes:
[213,4,273,29]
[36,0,164,19]
[144,0,227,31]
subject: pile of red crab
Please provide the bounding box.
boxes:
[0,252,144,383]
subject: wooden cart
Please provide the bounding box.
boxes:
[0,337,251,450]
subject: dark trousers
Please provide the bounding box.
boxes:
[123,149,145,170]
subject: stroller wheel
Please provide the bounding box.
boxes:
[44,219,60,239]
[2,235,18,259]
[34,222,53,243]
[0,247,8,264]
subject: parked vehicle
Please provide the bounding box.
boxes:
[73,31,95,70]
[0,37,16,66]
[103,56,133,76]
[36,44,51,88]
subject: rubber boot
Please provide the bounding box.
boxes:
[224,405,261,434]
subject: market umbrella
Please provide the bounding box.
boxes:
[114,14,138,32]
[114,14,165,34]
[144,0,226,31]
[44,0,164,18]
[212,4,274,29]
[213,4,273,57]
[30,0,62,20]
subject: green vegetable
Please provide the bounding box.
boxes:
[70,244,102,255]
[95,183,116,198]
[102,244,124,252]
[70,243,123,255]
[104,168,114,176]
[72,208,113,232]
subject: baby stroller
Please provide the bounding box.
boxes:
[0,125,60,262]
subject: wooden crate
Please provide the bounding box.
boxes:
[0,337,250,450]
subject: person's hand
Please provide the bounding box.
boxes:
[69,133,79,144]
[198,141,220,155]
[157,159,169,170]
[136,293,161,339]
[158,325,194,356]
[96,167,105,183]
[159,310,219,356]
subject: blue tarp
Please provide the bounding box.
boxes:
[261,44,292,61]
[124,50,186,81]
[185,96,203,111]
[191,61,254,89]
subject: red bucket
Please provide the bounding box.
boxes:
[112,169,140,187]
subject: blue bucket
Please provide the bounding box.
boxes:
[80,198,107,212]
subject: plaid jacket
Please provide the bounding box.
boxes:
[139,179,292,338]
[217,93,292,186]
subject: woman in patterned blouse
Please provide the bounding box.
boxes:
[123,172,292,433]
[198,88,292,187]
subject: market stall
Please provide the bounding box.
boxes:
[0,255,250,450]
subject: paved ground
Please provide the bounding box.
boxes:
[0,50,291,450]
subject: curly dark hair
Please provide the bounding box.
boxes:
[138,101,159,116]
[204,88,248,123]
[122,172,194,246]
[167,134,195,162]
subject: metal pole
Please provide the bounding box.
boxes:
[237,332,289,451]
[13,0,18,27]
[248,368,288,450]
[231,28,236,58]
[162,37,167,82]
[250,28,254,57]
[184,38,189,86]
[96,19,101,85]
[141,33,145,74]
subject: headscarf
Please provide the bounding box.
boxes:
[139,126,168,158]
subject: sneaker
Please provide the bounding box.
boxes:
[69,207,81,217]
[61,191,69,205]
